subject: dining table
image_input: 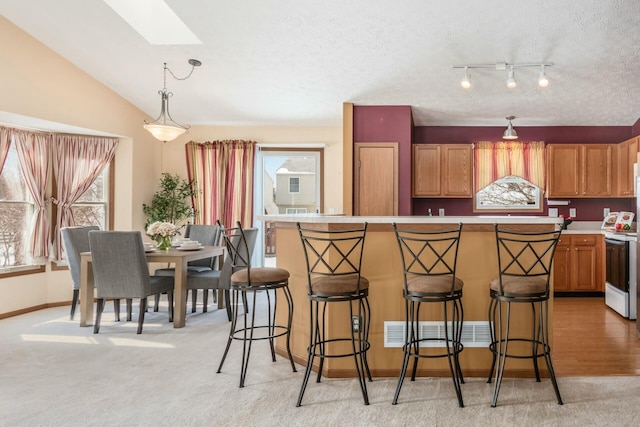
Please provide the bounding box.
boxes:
[79,245,225,328]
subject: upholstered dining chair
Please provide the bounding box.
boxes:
[61,226,126,321]
[154,224,222,313]
[185,227,258,321]
[88,231,175,334]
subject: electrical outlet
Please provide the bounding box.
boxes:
[351,315,361,332]
[549,208,558,217]
[569,208,577,218]
[439,208,445,216]
[604,208,610,217]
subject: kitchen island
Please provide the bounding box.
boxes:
[260,215,564,378]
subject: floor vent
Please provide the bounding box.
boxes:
[384,320,492,348]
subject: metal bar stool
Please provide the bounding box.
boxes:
[296,222,372,406]
[392,223,465,407]
[216,221,296,387]
[487,224,563,407]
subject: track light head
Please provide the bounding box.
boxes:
[506,67,517,89]
[461,67,471,89]
[538,65,549,87]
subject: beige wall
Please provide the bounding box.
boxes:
[0,17,344,316]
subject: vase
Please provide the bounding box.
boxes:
[156,235,172,250]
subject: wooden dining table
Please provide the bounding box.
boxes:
[79,245,225,328]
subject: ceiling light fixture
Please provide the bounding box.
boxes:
[506,66,517,89]
[503,116,518,140]
[460,66,471,89]
[538,65,549,87]
[144,59,202,142]
[453,62,553,89]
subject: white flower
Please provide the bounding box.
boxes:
[146,221,177,238]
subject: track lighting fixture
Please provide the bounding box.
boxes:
[503,116,518,140]
[454,62,552,89]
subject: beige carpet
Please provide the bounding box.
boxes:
[1,296,639,427]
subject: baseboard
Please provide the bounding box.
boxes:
[554,291,605,298]
[0,301,70,320]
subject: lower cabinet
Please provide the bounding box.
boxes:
[554,234,603,292]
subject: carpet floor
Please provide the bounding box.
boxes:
[1,296,639,427]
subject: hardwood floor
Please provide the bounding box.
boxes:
[554,297,640,376]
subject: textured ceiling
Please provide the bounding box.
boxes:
[1,0,639,127]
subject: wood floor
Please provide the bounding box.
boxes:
[553,297,640,376]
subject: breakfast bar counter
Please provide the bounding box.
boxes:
[261,215,564,378]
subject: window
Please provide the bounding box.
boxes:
[0,133,113,274]
[69,167,109,229]
[475,176,541,212]
[288,176,300,194]
[0,143,34,269]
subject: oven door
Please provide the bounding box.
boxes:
[605,238,629,293]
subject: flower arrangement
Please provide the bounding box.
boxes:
[146,221,178,250]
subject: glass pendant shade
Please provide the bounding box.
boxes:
[144,89,189,142]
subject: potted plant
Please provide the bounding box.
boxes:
[143,173,196,232]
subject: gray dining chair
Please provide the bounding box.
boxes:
[185,227,258,321]
[61,226,126,321]
[88,231,175,334]
[154,224,222,312]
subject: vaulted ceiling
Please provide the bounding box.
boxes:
[1,0,639,128]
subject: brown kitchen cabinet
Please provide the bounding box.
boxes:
[412,144,472,198]
[554,234,603,292]
[547,144,613,198]
[615,136,639,197]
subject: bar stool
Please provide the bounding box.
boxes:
[487,224,563,407]
[392,223,465,407]
[216,221,296,387]
[296,222,371,406]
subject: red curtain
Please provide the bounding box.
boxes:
[185,140,256,228]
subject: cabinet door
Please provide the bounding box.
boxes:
[547,145,581,197]
[618,137,639,197]
[442,145,472,197]
[412,145,441,197]
[583,144,613,197]
[616,140,631,196]
[553,237,572,291]
[573,236,598,290]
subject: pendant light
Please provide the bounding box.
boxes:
[503,116,518,140]
[143,59,201,142]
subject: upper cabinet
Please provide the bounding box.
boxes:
[615,136,639,197]
[547,144,613,198]
[413,144,472,198]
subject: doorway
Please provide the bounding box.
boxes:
[254,148,323,266]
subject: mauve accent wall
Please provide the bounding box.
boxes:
[353,105,639,220]
[414,125,636,220]
[353,105,413,215]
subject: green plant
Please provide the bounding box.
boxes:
[143,173,195,229]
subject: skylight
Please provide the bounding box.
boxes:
[104,0,202,45]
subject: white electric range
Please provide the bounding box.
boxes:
[603,231,637,320]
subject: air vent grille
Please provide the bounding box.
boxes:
[384,321,492,347]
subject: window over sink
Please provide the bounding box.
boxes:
[475,176,541,212]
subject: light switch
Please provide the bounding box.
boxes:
[569,208,577,217]
[548,208,558,217]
